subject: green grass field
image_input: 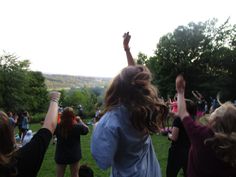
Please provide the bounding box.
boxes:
[29,123,183,177]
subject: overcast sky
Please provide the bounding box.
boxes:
[0,0,236,77]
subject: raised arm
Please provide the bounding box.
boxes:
[123,32,135,66]
[192,90,201,100]
[176,75,189,120]
[42,91,61,134]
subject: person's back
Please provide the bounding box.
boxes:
[54,107,89,177]
[176,75,236,177]
[92,105,161,177]
[55,122,89,164]
[92,32,168,177]
[183,119,236,177]
[0,92,61,177]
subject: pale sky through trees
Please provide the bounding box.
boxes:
[0,0,235,77]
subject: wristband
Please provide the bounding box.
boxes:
[50,98,59,103]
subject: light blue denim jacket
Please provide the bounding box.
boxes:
[91,105,162,177]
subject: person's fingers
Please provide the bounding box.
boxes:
[123,33,126,38]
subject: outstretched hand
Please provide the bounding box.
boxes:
[175,75,189,119]
[123,31,135,66]
[123,32,131,50]
[176,75,185,94]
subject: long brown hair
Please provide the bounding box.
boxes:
[205,102,236,167]
[0,111,17,176]
[59,107,76,139]
[104,65,168,133]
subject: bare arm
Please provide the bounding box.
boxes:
[77,116,89,130]
[192,90,200,100]
[176,75,189,120]
[42,91,61,134]
[123,32,135,66]
[168,127,179,141]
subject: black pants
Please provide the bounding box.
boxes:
[166,146,189,177]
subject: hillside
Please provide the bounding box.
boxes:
[44,74,111,90]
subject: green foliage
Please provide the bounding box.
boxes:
[138,19,236,100]
[61,87,105,117]
[44,74,110,90]
[31,112,46,123]
[30,123,176,177]
[0,52,48,115]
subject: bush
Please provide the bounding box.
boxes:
[31,112,46,123]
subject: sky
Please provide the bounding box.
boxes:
[0,0,236,77]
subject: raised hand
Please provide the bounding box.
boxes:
[43,91,61,133]
[176,75,185,94]
[123,32,131,50]
[123,32,135,66]
[176,75,189,119]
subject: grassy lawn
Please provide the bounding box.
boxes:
[29,123,183,177]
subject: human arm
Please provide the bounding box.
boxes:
[123,32,135,66]
[42,91,61,134]
[176,76,213,144]
[176,75,189,120]
[91,112,118,170]
[77,116,89,135]
[168,127,179,141]
[192,90,201,100]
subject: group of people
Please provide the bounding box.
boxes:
[7,111,31,144]
[0,32,235,177]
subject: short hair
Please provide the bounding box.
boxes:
[79,164,94,177]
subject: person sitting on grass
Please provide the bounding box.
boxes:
[0,91,61,177]
[176,75,236,177]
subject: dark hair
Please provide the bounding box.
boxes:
[79,164,94,177]
[185,99,197,119]
[60,107,76,139]
[104,65,168,133]
[0,111,18,176]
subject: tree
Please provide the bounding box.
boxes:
[138,19,236,100]
[0,52,48,114]
[62,87,98,117]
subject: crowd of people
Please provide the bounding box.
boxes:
[0,32,235,177]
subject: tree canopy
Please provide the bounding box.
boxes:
[138,18,236,101]
[0,53,48,114]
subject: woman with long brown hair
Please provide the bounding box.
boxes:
[91,32,168,177]
[54,107,89,177]
[0,91,60,177]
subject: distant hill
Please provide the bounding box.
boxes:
[43,74,111,90]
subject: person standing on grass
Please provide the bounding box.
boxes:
[0,91,61,177]
[176,75,236,177]
[54,107,89,177]
[91,32,168,177]
[20,111,30,142]
[166,99,197,177]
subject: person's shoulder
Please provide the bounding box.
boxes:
[98,105,128,129]
[173,116,182,126]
